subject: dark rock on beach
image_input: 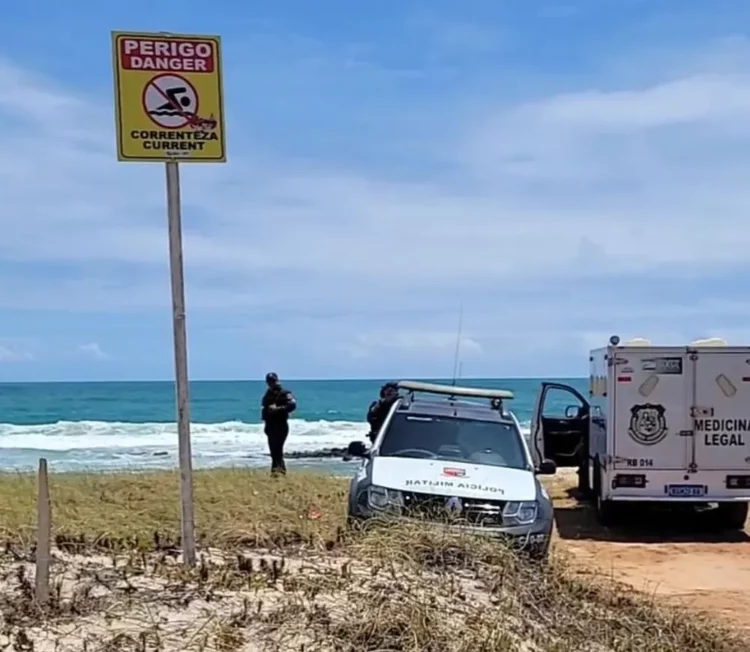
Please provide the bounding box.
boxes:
[267,443,369,462]
[284,447,350,459]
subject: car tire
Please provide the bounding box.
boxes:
[525,549,548,564]
[713,502,749,530]
[593,457,618,526]
[346,506,367,532]
[525,539,551,564]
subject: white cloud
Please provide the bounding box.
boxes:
[408,12,505,55]
[4,36,750,376]
[77,343,108,361]
[512,74,750,132]
[4,54,750,290]
[0,347,32,363]
[345,332,482,359]
[0,340,33,363]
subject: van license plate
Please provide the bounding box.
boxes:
[667,484,705,498]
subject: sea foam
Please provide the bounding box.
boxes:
[0,419,531,473]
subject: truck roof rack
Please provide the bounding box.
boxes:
[397,380,514,401]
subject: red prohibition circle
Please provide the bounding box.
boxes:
[141,73,200,130]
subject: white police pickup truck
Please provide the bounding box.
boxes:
[346,381,558,559]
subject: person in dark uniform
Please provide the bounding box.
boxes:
[366,382,400,444]
[261,372,297,475]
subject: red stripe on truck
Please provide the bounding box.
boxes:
[617,376,632,382]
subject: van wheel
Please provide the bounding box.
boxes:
[714,503,749,530]
[593,457,617,526]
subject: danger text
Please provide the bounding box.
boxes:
[695,418,748,447]
[130,130,219,153]
[120,38,215,73]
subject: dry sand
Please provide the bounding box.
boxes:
[547,470,750,631]
[0,545,519,652]
[0,548,368,651]
[2,469,749,650]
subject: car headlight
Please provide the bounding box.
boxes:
[367,485,404,511]
[502,501,538,526]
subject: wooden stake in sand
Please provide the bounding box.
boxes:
[35,458,51,605]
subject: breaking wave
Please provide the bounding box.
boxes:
[0,419,531,473]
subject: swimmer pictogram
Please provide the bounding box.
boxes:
[142,74,199,128]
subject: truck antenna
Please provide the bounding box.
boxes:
[451,302,464,386]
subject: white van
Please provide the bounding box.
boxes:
[529,336,750,528]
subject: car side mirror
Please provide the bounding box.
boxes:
[537,459,557,475]
[564,405,582,419]
[347,441,369,458]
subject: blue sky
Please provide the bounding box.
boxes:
[2,0,750,381]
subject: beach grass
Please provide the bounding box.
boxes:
[0,467,746,652]
[0,467,350,551]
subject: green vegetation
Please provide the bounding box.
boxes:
[0,468,744,651]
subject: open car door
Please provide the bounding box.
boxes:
[530,382,590,468]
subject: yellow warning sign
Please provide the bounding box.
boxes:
[112,31,226,163]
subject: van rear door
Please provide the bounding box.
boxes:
[612,350,690,470]
[692,349,750,472]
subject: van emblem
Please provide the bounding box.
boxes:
[442,467,466,478]
[628,404,668,446]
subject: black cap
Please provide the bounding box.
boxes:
[380,381,398,397]
[265,372,279,383]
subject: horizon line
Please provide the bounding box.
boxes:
[0,375,587,385]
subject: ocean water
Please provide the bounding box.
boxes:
[0,378,586,474]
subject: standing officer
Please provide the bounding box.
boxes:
[261,372,297,475]
[366,382,400,444]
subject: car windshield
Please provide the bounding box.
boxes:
[378,412,529,470]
